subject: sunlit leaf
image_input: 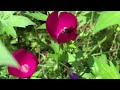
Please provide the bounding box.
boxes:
[0,41,19,68]
[93,54,120,79]
[8,15,35,27]
[25,12,48,21]
[37,23,46,29]
[94,11,120,34]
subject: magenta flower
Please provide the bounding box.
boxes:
[8,49,39,78]
[46,11,78,44]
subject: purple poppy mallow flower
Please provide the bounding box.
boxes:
[46,11,78,44]
[69,72,79,79]
[8,49,39,79]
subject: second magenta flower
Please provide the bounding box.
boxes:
[8,49,39,78]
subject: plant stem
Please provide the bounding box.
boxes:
[85,34,91,53]
[59,62,69,70]
[75,11,78,16]
[88,31,114,55]
[90,11,95,30]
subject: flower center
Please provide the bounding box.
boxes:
[63,27,74,34]
[64,29,71,33]
[20,64,30,73]
[63,27,70,33]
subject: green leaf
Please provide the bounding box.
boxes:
[93,54,120,79]
[75,51,84,60]
[0,12,35,38]
[116,27,120,31]
[37,23,46,29]
[44,59,55,67]
[53,64,58,71]
[87,55,94,68]
[109,61,120,77]
[0,22,4,35]
[94,11,120,34]
[81,11,91,15]
[68,43,77,49]
[32,70,40,77]
[77,15,87,28]
[30,77,40,79]
[89,56,99,76]
[50,41,60,54]
[82,73,95,79]
[0,66,8,77]
[59,51,68,62]
[68,53,75,64]
[48,54,59,61]
[1,21,17,38]
[0,41,19,68]
[98,54,107,64]
[0,11,16,20]
[1,11,16,15]
[25,12,48,21]
[8,15,35,28]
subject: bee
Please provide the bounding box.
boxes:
[64,29,71,33]
[63,27,71,33]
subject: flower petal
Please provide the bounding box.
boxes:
[12,49,26,64]
[18,52,39,78]
[46,11,59,40]
[70,72,79,79]
[8,67,21,78]
[57,32,77,44]
[57,12,78,35]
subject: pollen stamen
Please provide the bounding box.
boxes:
[20,64,30,73]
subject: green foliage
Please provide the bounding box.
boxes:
[68,53,75,64]
[0,22,17,38]
[8,15,35,28]
[0,40,19,68]
[77,15,87,28]
[1,11,120,79]
[25,12,48,21]
[94,11,120,34]
[92,54,120,79]
[37,23,46,29]
[50,41,60,54]
[0,11,35,38]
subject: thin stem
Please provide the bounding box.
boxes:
[59,62,69,70]
[75,11,78,16]
[85,34,91,53]
[90,11,95,30]
[88,30,113,55]
[88,25,118,56]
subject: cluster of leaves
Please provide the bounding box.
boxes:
[1,11,120,79]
